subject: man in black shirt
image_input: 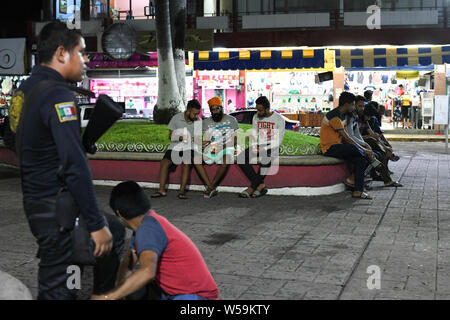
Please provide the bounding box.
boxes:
[15,21,124,299]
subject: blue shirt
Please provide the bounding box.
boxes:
[130,213,168,256]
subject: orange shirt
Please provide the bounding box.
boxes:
[320,108,347,154]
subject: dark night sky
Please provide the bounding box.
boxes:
[0,1,44,38]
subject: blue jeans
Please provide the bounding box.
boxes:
[324,144,368,192]
[161,292,210,300]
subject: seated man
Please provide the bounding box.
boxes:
[359,102,399,163]
[320,92,374,199]
[237,96,285,198]
[346,97,402,188]
[201,97,239,197]
[92,181,219,300]
[369,102,399,162]
[151,99,215,199]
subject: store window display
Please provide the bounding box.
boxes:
[245,70,333,114]
[345,70,430,129]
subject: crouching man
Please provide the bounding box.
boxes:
[91,181,219,300]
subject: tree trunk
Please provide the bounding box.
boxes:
[170,0,187,108]
[154,0,182,124]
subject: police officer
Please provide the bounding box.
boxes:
[16,21,124,299]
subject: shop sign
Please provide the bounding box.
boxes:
[434,95,449,125]
[0,38,26,75]
[395,71,419,80]
[196,71,239,88]
[137,29,213,52]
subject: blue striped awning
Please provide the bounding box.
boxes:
[194,49,324,70]
[335,46,450,68]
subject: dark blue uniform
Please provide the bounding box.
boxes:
[20,65,104,232]
[19,65,124,300]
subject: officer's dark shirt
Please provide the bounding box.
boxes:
[19,65,105,233]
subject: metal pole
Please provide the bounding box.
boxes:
[446,123,448,153]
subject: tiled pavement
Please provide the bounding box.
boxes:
[1,141,450,300]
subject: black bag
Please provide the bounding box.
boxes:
[71,215,97,266]
[55,188,96,266]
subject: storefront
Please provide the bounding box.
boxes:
[0,38,28,107]
[194,49,331,121]
[86,53,194,118]
[335,46,450,129]
[194,70,244,117]
[245,70,333,114]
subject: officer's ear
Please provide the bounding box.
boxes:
[55,45,70,64]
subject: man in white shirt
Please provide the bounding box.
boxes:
[237,96,285,198]
[201,97,239,197]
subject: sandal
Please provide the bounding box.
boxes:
[252,188,268,198]
[385,181,403,187]
[344,181,355,190]
[239,190,252,198]
[178,193,188,200]
[151,191,167,198]
[352,192,373,199]
[204,188,218,199]
[390,154,400,162]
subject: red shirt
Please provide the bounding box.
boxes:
[132,211,219,300]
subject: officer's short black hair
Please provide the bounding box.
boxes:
[186,99,201,110]
[339,92,356,107]
[109,181,151,220]
[255,96,270,109]
[355,95,366,104]
[38,21,82,64]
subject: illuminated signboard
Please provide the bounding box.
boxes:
[56,0,81,22]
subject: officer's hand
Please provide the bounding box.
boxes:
[91,227,113,258]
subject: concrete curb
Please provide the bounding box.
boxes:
[385,135,446,142]
[88,152,345,166]
[94,180,346,196]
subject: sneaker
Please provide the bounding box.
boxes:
[204,188,218,199]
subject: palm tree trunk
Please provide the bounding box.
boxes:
[154,0,182,124]
[170,0,187,108]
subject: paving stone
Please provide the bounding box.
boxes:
[1,142,449,300]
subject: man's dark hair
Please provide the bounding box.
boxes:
[364,102,379,118]
[355,95,366,104]
[338,92,356,107]
[364,90,373,101]
[109,181,151,220]
[186,99,201,110]
[38,21,82,64]
[255,96,270,109]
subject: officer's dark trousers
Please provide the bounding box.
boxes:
[24,199,125,300]
[238,148,275,190]
[324,144,368,192]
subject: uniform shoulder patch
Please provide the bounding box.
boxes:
[54,102,78,123]
[9,90,25,133]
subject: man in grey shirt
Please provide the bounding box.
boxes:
[151,99,215,199]
[201,97,239,197]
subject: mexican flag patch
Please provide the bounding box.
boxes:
[55,102,78,123]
